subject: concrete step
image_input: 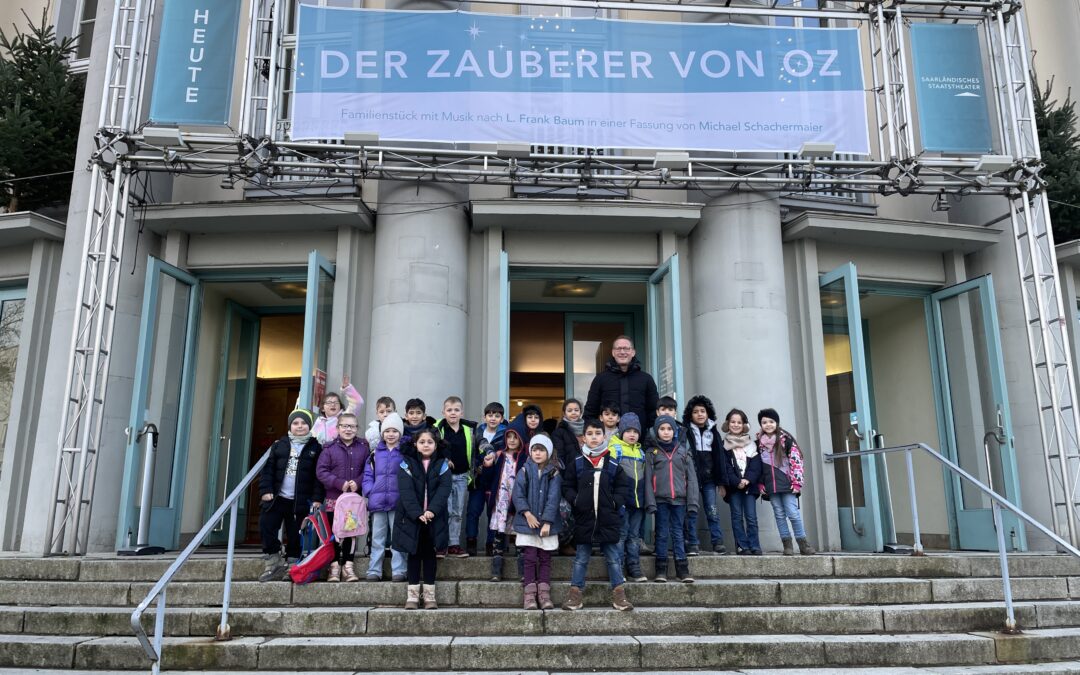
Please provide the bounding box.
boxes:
[4,628,1080,670]
[3,669,1080,675]
[2,553,1078,583]
[1,575,1072,609]
[5,601,1073,637]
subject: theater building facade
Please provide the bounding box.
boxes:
[3,0,1080,557]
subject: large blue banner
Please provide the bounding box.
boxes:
[149,0,242,126]
[294,7,869,153]
[910,23,993,153]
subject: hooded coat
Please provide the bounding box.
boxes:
[682,395,723,487]
[584,356,660,430]
[362,441,404,512]
[561,450,631,545]
[392,448,453,554]
[316,436,371,505]
[260,436,325,513]
[511,459,563,536]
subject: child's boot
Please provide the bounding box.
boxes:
[627,561,647,583]
[537,582,554,609]
[327,561,341,582]
[653,557,670,583]
[422,584,438,609]
[466,537,478,557]
[782,538,794,556]
[343,561,359,582]
[405,584,421,610]
[611,585,634,611]
[523,583,539,610]
[489,555,504,582]
[258,552,285,583]
[561,586,584,610]
[675,558,694,584]
[797,538,816,555]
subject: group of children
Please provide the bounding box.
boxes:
[258,385,814,611]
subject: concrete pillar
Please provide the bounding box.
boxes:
[366,181,470,412]
[689,191,797,551]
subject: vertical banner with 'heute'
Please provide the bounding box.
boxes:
[148,0,242,126]
[910,23,994,154]
[293,7,870,154]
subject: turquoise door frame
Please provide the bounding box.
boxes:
[819,262,886,552]
[499,251,510,407]
[117,257,202,551]
[928,274,1026,551]
[205,301,260,546]
[299,251,336,412]
[648,253,685,406]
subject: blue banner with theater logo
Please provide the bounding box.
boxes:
[910,23,993,154]
[149,0,242,126]
[293,6,869,153]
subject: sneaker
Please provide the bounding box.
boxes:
[687,544,700,557]
[736,547,749,556]
[365,574,381,582]
[627,564,648,583]
[436,549,448,559]
[258,553,286,583]
[447,545,469,558]
[562,586,584,611]
[751,549,763,556]
[392,573,407,582]
[713,543,727,555]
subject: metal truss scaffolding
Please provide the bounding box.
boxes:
[45,0,155,555]
[46,0,1080,553]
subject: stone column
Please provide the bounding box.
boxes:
[689,191,797,551]
[366,181,470,411]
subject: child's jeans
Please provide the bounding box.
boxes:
[769,492,806,539]
[368,511,406,578]
[521,546,553,586]
[686,481,724,547]
[619,506,644,568]
[259,496,300,559]
[654,503,687,561]
[448,473,469,547]
[729,491,761,551]
[571,542,624,589]
[465,488,488,543]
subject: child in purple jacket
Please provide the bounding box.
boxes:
[316,412,370,582]
[363,412,407,581]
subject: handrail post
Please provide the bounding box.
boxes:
[153,587,166,675]
[993,500,1020,634]
[217,500,239,641]
[905,448,924,556]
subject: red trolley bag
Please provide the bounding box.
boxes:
[289,505,335,585]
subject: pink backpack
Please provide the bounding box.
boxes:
[332,492,368,539]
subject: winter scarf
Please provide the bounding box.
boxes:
[564,417,585,437]
[724,430,756,472]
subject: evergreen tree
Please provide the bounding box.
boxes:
[1034,74,1080,243]
[0,12,84,213]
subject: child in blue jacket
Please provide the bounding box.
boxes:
[512,433,562,610]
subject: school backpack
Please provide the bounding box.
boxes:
[289,505,335,585]
[333,492,368,539]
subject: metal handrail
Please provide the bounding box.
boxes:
[130,449,271,672]
[825,442,1080,633]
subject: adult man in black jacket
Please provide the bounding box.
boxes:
[584,335,660,431]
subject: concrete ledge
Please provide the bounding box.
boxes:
[0,212,65,247]
[544,606,716,636]
[0,581,129,607]
[783,211,1002,253]
[451,635,639,670]
[258,636,451,670]
[779,579,933,605]
[820,633,997,666]
[21,606,190,637]
[931,577,1070,602]
[73,636,263,670]
[128,581,292,608]
[881,602,1037,633]
[0,634,88,669]
[366,608,539,636]
[717,606,883,635]
[140,199,374,235]
[983,627,1080,664]
[638,634,825,669]
[188,607,368,637]
[471,198,702,235]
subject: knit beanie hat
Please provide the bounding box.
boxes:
[618,412,642,435]
[381,412,404,435]
[758,408,780,426]
[288,409,314,428]
[529,434,553,457]
[653,414,679,447]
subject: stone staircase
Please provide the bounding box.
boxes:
[0,552,1079,672]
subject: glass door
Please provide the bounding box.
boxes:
[118,257,201,550]
[930,275,1025,550]
[564,314,634,404]
[648,254,685,405]
[205,301,260,545]
[299,251,335,412]
[820,263,885,551]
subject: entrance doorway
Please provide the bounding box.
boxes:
[819,263,1025,552]
[117,252,335,551]
[506,256,684,424]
